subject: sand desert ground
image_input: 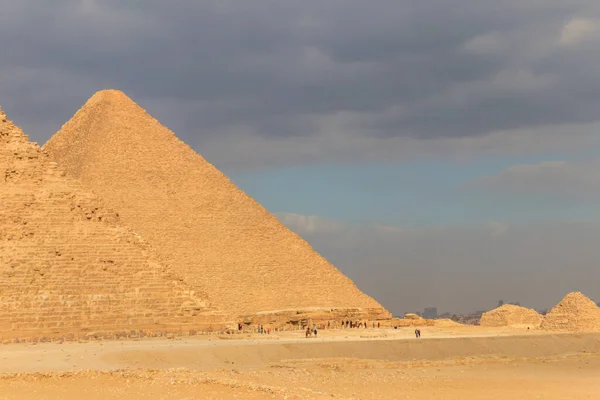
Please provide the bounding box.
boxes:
[2,93,600,399]
[1,327,600,399]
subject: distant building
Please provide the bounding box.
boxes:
[423,307,438,319]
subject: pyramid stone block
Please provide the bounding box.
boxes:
[45,90,391,321]
[0,107,229,340]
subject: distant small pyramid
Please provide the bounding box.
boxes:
[1,109,229,340]
[480,304,542,328]
[45,90,391,321]
[541,292,600,332]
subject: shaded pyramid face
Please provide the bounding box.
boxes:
[0,107,228,340]
[45,90,390,319]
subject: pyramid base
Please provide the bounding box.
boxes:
[0,318,237,343]
[237,307,392,329]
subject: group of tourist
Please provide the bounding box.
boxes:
[238,320,399,336]
[305,326,318,338]
[256,324,270,334]
[339,320,380,329]
[237,323,272,334]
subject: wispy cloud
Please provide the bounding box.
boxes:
[274,212,344,234]
[559,18,600,46]
[469,159,600,202]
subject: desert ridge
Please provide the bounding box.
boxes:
[44,90,391,323]
[0,106,230,340]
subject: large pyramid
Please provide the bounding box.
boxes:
[45,90,390,321]
[0,106,228,340]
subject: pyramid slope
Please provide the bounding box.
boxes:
[541,292,600,332]
[45,90,390,320]
[0,108,228,340]
[480,304,542,328]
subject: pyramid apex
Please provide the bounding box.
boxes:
[88,89,131,102]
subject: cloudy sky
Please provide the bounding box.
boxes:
[2,0,600,315]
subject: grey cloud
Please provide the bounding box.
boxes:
[470,159,600,203]
[1,0,600,160]
[197,120,600,171]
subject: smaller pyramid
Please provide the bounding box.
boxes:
[480,304,542,328]
[1,107,229,340]
[541,292,600,332]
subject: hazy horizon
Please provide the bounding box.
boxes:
[2,1,600,316]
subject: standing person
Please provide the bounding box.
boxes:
[377,322,380,328]
[313,327,318,337]
[305,327,311,338]
[415,329,419,338]
[418,329,421,338]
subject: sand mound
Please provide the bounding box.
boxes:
[480,305,542,328]
[433,319,463,327]
[541,292,600,332]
